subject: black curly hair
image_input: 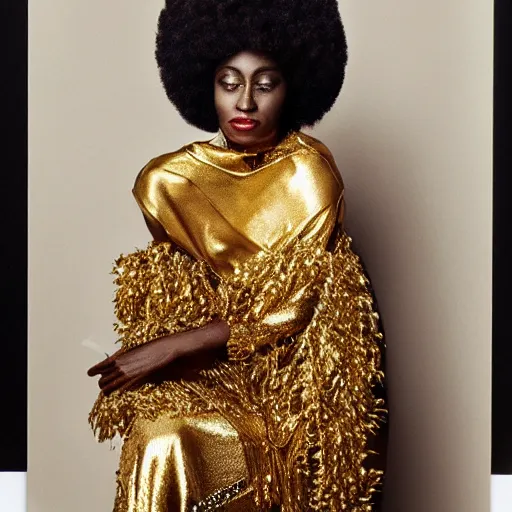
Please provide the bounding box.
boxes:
[156,0,348,133]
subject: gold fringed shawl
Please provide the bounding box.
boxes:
[89,232,386,511]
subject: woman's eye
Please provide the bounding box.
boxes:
[220,81,241,92]
[255,83,274,92]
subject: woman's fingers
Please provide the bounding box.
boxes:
[87,356,116,376]
[98,371,121,389]
[102,374,130,395]
[116,374,147,395]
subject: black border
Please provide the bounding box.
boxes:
[0,0,28,471]
[492,0,512,474]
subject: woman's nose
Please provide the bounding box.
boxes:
[236,86,257,112]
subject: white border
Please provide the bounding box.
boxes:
[492,475,512,512]
[0,473,26,512]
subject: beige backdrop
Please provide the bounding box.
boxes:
[28,1,493,511]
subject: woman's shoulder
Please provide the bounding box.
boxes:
[132,144,199,208]
[294,132,343,187]
[295,131,335,158]
[134,138,217,193]
[140,142,197,174]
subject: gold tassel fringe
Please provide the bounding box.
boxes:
[89,233,386,511]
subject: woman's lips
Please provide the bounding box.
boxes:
[229,118,260,131]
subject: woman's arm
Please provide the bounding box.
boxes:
[87,318,230,394]
[88,212,228,394]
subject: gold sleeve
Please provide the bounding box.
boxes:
[219,245,325,361]
[109,241,221,352]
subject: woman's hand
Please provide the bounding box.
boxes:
[87,318,231,395]
[87,336,178,395]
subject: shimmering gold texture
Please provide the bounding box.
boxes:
[89,132,386,511]
[132,131,344,277]
[115,414,254,512]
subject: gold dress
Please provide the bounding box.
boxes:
[89,131,386,512]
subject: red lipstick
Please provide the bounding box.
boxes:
[229,117,260,131]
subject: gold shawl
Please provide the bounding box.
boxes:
[89,132,386,511]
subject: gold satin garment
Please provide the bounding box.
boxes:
[115,413,255,512]
[132,131,344,277]
[90,131,386,511]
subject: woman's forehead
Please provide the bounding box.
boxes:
[218,50,280,74]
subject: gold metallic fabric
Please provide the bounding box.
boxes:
[89,132,386,511]
[114,413,255,512]
[131,131,344,277]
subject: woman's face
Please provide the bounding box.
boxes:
[214,50,287,150]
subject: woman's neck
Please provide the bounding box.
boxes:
[223,131,283,154]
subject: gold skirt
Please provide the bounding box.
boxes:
[113,413,259,512]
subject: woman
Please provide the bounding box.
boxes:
[88,1,387,510]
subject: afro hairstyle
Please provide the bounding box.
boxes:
[156,0,348,133]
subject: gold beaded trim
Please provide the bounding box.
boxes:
[190,479,248,511]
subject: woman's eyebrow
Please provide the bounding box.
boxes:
[253,66,280,74]
[217,65,281,75]
[217,66,242,74]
